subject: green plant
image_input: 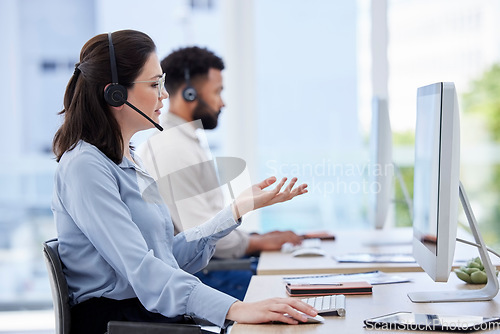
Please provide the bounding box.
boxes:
[454,257,498,284]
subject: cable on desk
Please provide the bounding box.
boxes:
[456,237,500,259]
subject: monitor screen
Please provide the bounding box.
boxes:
[412,82,460,282]
[413,85,441,255]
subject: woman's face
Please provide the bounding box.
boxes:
[124,52,168,131]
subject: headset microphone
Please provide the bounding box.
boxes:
[125,101,163,131]
[104,32,163,131]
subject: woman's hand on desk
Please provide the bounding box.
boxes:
[226,298,317,324]
[232,177,308,220]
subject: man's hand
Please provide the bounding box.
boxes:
[246,231,302,254]
[226,298,317,324]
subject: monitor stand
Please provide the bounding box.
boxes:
[408,182,499,303]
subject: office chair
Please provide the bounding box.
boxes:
[42,238,203,334]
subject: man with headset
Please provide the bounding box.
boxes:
[137,47,302,300]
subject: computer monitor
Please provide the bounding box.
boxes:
[368,97,394,229]
[408,82,499,303]
[368,97,412,232]
[412,82,460,282]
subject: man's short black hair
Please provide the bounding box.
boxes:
[161,46,224,95]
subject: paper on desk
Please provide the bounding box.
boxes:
[334,253,415,263]
[283,271,412,285]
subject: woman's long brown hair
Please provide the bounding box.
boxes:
[53,30,156,164]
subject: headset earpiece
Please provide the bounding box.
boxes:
[104,32,128,107]
[182,86,197,102]
[182,67,197,102]
[104,84,128,107]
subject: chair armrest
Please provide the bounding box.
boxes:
[203,257,258,272]
[107,321,202,334]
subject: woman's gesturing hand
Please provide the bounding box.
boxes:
[232,177,308,219]
[226,298,318,324]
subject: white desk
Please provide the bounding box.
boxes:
[232,272,500,334]
[257,227,483,275]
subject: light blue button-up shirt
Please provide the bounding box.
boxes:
[51,141,239,327]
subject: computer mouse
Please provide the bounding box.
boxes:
[281,242,295,253]
[282,238,323,253]
[284,313,325,324]
[292,248,327,257]
[303,314,325,324]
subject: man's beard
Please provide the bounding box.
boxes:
[192,99,221,130]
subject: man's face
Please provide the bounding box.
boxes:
[192,68,224,130]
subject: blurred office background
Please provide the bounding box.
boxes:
[1,0,500,331]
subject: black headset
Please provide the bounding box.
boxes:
[101,32,164,131]
[182,67,198,102]
[104,32,128,107]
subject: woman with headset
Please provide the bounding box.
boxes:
[52,29,316,333]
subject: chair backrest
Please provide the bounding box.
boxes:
[42,239,208,334]
[43,238,71,334]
